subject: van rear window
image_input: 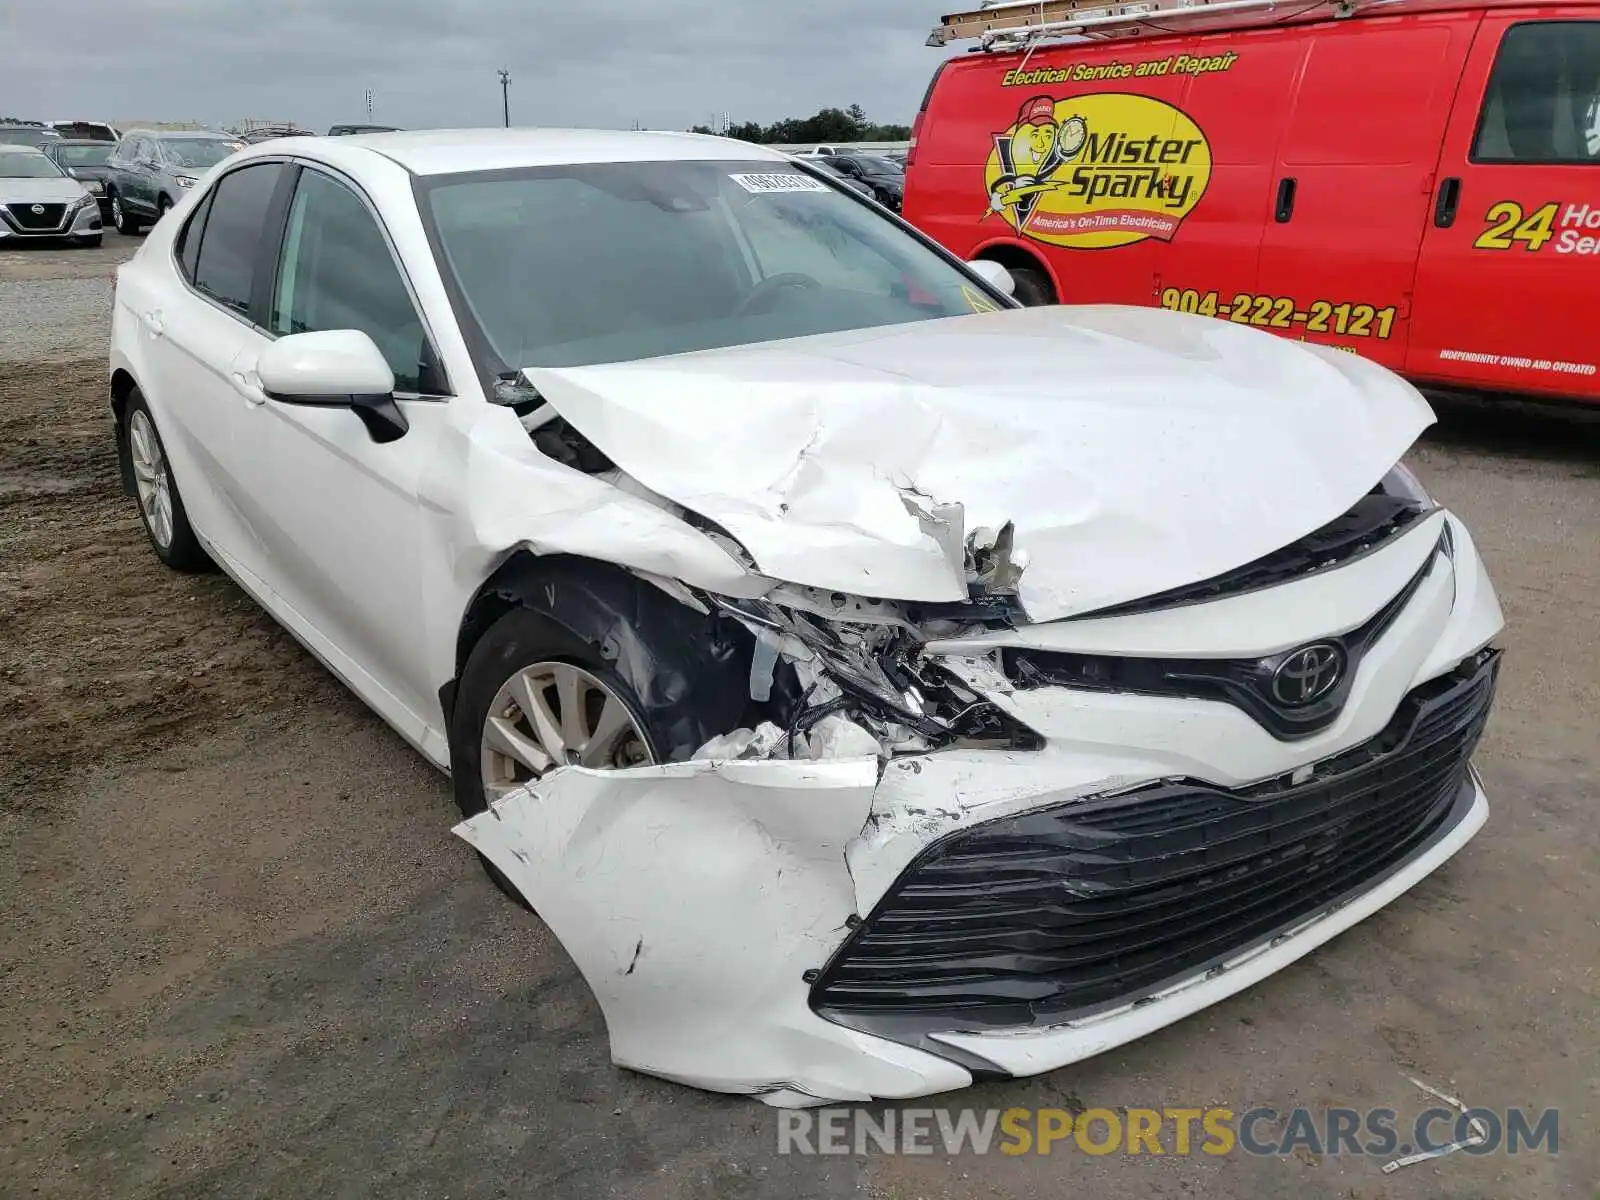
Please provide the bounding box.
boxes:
[1474,21,1600,164]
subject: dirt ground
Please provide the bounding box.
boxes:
[1,233,1595,1199]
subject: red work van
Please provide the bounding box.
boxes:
[904,0,1600,405]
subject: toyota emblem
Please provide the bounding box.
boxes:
[1270,642,1346,707]
[30,204,45,214]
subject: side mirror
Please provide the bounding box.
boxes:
[256,330,409,444]
[966,259,1016,298]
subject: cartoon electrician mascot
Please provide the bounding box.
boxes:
[987,95,1089,229]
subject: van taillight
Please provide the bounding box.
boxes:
[907,114,925,167]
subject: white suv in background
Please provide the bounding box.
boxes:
[107,129,1503,1106]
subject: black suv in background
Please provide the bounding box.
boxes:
[824,154,904,212]
[44,140,117,218]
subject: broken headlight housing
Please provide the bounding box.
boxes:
[1380,461,1432,507]
[704,591,1042,756]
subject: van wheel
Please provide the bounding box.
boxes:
[1009,266,1056,307]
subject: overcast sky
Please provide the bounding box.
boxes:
[2,1,949,132]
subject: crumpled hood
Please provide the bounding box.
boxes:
[0,177,88,205]
[525,305,1433,621]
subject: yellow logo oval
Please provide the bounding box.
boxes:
[982,92,1212,249]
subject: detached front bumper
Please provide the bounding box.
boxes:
[457,513,1504,1105]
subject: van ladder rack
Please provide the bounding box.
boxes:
[928,0,1362,48]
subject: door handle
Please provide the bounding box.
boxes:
[141,309,165,337]
[1274,177,1297,223]
[1434,177,1462,228]
[230,370,267,406]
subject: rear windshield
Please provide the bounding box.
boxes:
[54,143,113,167]
[419,158,996,370]
[0,151,64,179]
[52,123,116,141]
[160,139,242,169]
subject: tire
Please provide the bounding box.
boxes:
[110,191,141,235]
[122,390,210,572]
[1008,265,1057,307]
[449,576,750,905]
[76,235,103,249]
[156,195,173,221]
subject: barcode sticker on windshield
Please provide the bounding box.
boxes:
[729,172,829,194]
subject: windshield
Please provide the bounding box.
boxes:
[421,160,998,370]
[54,143,113,167]
[160,139,241,168]
[0,151,64,179]
[846,156,903,175]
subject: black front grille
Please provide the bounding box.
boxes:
[1004,534,1443,741]
[4,202,66,231]
[811,650,1499,1044]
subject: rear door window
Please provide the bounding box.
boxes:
[1474,21,1600,163]
[190,163,286,317]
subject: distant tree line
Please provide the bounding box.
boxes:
[691,104,911,144]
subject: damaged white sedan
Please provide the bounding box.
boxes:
[108,129,1504,1107]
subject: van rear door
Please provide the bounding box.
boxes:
[1407,13,1600,400]
[1247,13,1476,371]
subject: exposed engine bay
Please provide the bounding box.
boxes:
[498,385,1044,763]
[498,379,1436,767]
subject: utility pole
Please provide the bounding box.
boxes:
[498,69,511,128]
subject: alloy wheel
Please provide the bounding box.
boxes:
[480,661,652,802]
[128,409,174,549]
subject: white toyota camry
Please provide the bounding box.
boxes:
[108,129,1504,1107]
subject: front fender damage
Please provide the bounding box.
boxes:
[447,395,1106,1102]
[454,756,977,1105]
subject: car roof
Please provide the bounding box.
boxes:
[124,128,235,140]
[0,143,48,154]
[49,138,112,147]
[293,128,792,176]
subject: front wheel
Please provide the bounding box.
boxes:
[156,195,173,220]
[449,577,752,905]
[75,234,103,249]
